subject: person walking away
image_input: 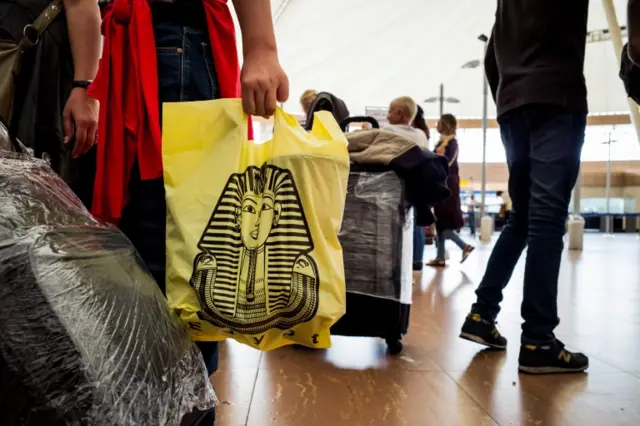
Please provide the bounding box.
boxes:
[460,0,589,374]
[467,193,477,237]
[0,0,101,207]
[426,114,474,267]
[411,105,431,148]
[88,0,289,422]
[412,106,437,247]
[410,104,432,269]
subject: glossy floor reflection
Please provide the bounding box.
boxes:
[212,233,640,426]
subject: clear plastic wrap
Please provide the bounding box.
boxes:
[339,169,413,304]
[0,152,216,425]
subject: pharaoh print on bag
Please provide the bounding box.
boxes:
[190,164,320,335]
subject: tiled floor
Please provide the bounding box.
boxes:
[212,232,640,426]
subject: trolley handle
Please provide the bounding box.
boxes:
[340,116,380,132]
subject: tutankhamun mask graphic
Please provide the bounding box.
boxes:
[190,165,319,334]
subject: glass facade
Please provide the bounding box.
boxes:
[436,124,640,163]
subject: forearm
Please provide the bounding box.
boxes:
[64,0,102,80]
[232,0,277,56]
[630,0,640,64]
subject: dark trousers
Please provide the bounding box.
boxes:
[119,23,219,424]
[471,105,585,344]
[413,225,425,264]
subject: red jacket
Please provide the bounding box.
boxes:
[89,0,247,223]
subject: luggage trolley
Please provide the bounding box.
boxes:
[330,116,413,355]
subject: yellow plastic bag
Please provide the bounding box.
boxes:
[163,99,349,351]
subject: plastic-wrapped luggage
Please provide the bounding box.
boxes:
[331,117,449,355]
[0,150,215,425]
[332,166,413,354]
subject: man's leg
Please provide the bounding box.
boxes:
[155,22,220,373]
[120,23,220,424]
[469,212,476,236]
[472,109,531,319]
[521,107,584,343]
[517,106,588,374]
[460,108,531,349]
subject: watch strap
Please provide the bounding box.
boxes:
[72,80,92,89]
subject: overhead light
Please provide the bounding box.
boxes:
[424,96,460,103]
[462,59,481,69]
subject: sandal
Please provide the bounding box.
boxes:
[426,259,446,268]
[461,245,475,264]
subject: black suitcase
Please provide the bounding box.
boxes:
[332,163,413,355]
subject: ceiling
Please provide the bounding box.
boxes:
[231,0,635,118]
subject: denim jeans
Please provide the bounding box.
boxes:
[119,23,220,376]
[471,105,586,344]
[468,211,476,236]
[436,230,467,260]
[413,226,426,264]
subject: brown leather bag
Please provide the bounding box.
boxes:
[0,0,63,133]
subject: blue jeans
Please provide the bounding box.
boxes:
[413,226,426,264]
[436,230,467,260]
[471,105,585,344]
[119,23,219,376]
[468,211,476,235]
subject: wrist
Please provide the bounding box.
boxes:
[242,39,277,58]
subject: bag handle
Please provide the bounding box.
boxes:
[20,0,64,50]
[274,106,347,146]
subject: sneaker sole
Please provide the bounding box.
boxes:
[459,332,507,350]
[518,364,589,375]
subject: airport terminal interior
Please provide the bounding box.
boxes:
[216,1,640,424]
[1,0,640,425]
[213,233,640,426]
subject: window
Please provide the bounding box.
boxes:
[445,125,640,163]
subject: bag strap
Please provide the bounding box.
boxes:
[6,0,64,153]
[20,0,64,50]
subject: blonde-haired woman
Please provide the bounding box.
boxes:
[300,89,318,116]
[427,114,474,267]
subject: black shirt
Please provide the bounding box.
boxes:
[485,0,590,117]
[150,0,207,29]
[98,0,207,29]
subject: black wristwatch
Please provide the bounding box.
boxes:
[72,80,92,89]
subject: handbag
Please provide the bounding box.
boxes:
[0,0,63,135]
